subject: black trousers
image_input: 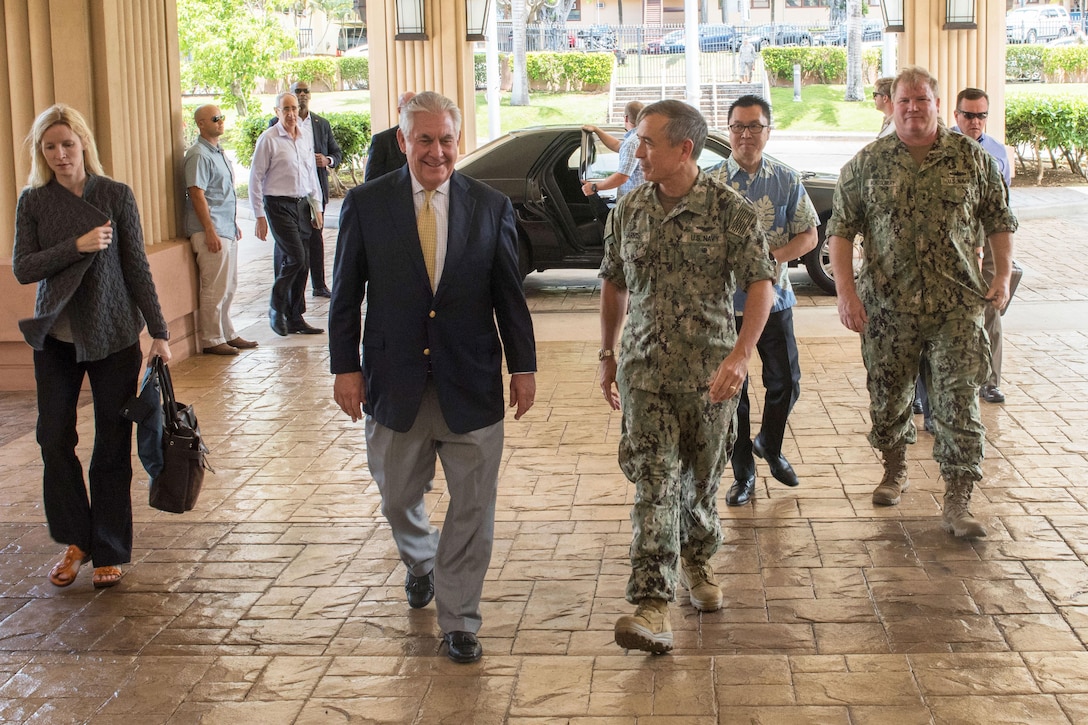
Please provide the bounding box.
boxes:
[274,208,327,294]
[34,337,142,566]
[731,307,802,479]
[263,196,311,320]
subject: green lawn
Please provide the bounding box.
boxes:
[768,84,884,132]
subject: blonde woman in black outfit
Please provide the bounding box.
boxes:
[13,104,171,589]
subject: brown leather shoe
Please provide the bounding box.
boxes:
[203,343,239,356]
[227,337,259,349]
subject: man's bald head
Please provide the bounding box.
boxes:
[194,104,225,143]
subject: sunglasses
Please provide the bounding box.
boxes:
[872,92,886,98]
[210,115,225,123]
[294,88,311,94]
[956,110,988,120]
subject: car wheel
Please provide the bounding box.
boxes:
[803,227,862,296]
[1059,27,1069,37]
[800,36,812,46]
[1026,29,1037,43]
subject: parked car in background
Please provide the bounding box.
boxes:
[817,19,884,46]
[647,25,742,53]
[574,24,617,51]
[749,23,815,49]
[1006,6,1073,43]
[456,126,856,294]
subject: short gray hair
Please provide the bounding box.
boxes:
[400,91,462,138]
[637,99,707,159]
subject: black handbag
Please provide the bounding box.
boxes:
[122,356,211,513]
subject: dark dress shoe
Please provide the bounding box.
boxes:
[912,398,924,415]
[405,569,434,609]
[753,435,799,487]
[312,287,332,298]
[269,310,288,337]
[726,476,756,506]
[923,417,935,434]
[980,384,1005,404]
[443,631,483,663]
[287,318,325,335]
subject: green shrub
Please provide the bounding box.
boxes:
[181,103,201,148]
[524,51,613,89]
[559,52,614,87]
[1042,45,1088,82]
[762,47,845,84]
[233,115,272,167]
[1005,95,1088,181]
[323,111,372,185]
[338,55,369,89]
[279,57,338,87]
[1006,44,1045,81]
[475,52,487,89]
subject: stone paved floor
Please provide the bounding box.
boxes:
[1,213,1087,724]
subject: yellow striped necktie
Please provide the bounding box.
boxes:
[417,190,437,290]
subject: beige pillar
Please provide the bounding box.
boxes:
[1,0,197,390]
[369,0,480,152]
[899,0,1007,140]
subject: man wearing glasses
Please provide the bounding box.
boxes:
[873,77,895,137]
[953,88,1016,406]
[250,92,324,336]
[183,105,257,355]
[712,95,818,507]
[269,81,343,299]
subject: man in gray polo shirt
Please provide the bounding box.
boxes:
[184,105,257,355]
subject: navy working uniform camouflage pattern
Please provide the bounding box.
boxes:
[600,170,775,604]
[827,126,1018,482]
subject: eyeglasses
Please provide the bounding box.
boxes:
[872,92,886,99]
[956,110,988,120]
[210,115,225,123]
[728,123,768,136]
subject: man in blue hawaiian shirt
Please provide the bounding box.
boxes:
[711,95,819,506]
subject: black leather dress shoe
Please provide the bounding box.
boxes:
[287,318,325,335]
[405,570,434,609]
[312,287,332,298]
[980,384,1005,404]
[726,475,756,506]
[269,310,288,337]
[444,631,483,663]
[753,435,799,487]
[912,398,924,415]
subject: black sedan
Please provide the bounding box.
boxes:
[650,25,743,54]
[748,23,815,49]
[456,125,854,295]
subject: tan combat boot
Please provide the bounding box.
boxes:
[680,558,724,612]
[614,598,673,654]
[941,477,987,538]
[872,444,910,505]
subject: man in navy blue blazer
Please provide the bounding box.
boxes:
[330,92,537,664]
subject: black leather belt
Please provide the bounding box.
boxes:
[266,195,306,203]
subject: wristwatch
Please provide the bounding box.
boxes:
[591,183,598,193]
[598,347,614,361]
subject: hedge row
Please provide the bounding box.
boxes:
[1007,43,1088,82]
[277,56,370,90]
[761,46,884,84]
[1005,95,1088,181]
[473,51,614,90]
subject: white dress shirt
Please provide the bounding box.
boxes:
[248,121,321,218]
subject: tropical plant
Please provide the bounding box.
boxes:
[177,0,294,115]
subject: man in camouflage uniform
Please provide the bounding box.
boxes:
[711,95,819,506]
[599,99,776,653]
[827,66,1017,539]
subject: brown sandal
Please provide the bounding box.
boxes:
[49,545,89,587]
[92,566,123,589]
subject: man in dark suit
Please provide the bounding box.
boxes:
[330,91,537,664]
[269,81,343,297]
[364,91,414,181]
